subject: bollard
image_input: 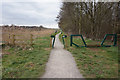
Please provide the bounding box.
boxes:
[62,35,67,48]
[51,35,55,48]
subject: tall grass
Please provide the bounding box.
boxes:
[2,27,55,47]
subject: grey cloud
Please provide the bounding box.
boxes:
[2,2,61,28]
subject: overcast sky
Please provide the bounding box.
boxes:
[1,0,62,28]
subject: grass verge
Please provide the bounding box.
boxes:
[59,33,118,78]
[2,35,51,78]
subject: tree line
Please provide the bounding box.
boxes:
[57,1,120,40]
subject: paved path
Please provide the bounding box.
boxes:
[42,33,84,78]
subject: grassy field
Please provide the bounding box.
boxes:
[2,27,55,47]
[59,33,118,78]
[2,28,55,78]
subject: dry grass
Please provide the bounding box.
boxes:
[2,27,55,46]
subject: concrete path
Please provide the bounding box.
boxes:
[42,33,84,78]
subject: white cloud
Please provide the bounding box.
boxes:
[2,2,61,28]
[2,0,62,2]
[43,23,59,28]
[2,0,119,2]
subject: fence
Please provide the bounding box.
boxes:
[3,34,34,47]
[70,34,118,47]
[101,34,117,47]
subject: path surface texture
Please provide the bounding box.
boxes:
[42,33,84,78]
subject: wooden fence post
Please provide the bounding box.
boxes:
[30,34,33,47]
[8,34,10,45]
[12,34,15,45]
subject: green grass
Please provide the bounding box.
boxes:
[2,36,51,78]
[59,33,118,78]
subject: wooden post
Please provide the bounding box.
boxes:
[12,34,15,45]
[30,34,33,47]
[65,38,67,48]
[7,34,10,45]
[9,34,11,44]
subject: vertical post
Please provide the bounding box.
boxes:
[12,34,15,45]
[50,37,52,48]
[70,35,72,46]
[50,35,55,48]
[113,34,117,46]
[65,38,67,48]
[52,36,55,48]
[62,36,65,45]
[30,34,33,47]
[8,34,10,45]
[81,35,87,47]
[62,36,65,48]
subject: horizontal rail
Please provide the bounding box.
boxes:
[2,34,34,47]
